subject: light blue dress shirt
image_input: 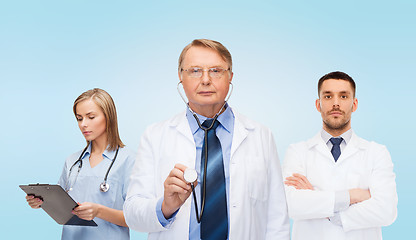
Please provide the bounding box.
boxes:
[156,105,234,239]
[58,143,135,240]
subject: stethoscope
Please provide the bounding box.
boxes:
[65,144,119,193]
[177,81,233,223]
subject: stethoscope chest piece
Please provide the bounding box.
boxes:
[100,182,110,192]
[184,168,198,183]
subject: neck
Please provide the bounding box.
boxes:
[189,102,226,118]
[91,135,108,154]
[323,125,351,137]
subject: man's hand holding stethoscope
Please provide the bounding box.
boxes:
[162,164,198,219]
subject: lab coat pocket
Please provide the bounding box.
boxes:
[246,157,268,201]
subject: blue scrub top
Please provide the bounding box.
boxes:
[58,144,135,240]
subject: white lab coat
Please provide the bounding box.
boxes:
[124,110,290,240]
[283,131,397,240]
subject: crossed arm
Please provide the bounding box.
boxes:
[284,173,371,205]
[283,144,397,231]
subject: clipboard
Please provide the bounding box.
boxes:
[19,184,97,226]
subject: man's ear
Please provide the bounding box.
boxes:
[352,98,358,112]
[315,98,321,112]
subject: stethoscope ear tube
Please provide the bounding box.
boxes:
[66,145,89,192]
[176,81,233,118]
[184,168,202,222]
[188,123,215,224]
[66,145,119,193]
[100,147,119,192]
[191,183,201,223]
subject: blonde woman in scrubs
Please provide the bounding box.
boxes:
[26,88,135,240]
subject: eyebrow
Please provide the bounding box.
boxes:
[188,65,226,69]
[76,112,95,117]
[322,90,351,95]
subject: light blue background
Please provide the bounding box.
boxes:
[1,1,414,239]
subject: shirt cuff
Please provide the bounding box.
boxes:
[156,197,178,228]
[329,212,342,226]
[334,190,350,212]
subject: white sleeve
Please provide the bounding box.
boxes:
[265,131,290,240]
[283,145,336,220]
[340,145,398,231]
[123,127,167,233]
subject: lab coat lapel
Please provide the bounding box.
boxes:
[336,131,367,163]
[307,133,335,164]
[169,111,196,168]
[230,111,250,159]
[172,111,194,144]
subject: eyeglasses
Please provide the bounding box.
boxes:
[181,67,230,79]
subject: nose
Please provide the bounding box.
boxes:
[80,119,88,128]
[333,97,340,107]
[200,70,211,85]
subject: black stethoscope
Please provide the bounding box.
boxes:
[65,144,119,193]
[177,81,233,223]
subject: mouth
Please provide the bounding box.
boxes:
[329,111,343,117]
[83,131,92,135]
[198,91,215,96]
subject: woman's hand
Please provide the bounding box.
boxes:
[72,202,100,221]
[26,195,43,209]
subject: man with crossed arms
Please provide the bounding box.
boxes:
[283,71,397,240]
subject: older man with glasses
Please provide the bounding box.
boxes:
[124,39,289,240]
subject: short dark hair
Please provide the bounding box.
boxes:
[318,71,356,97]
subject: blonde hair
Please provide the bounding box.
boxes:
[73,88,124,151]
[178,39,233,71]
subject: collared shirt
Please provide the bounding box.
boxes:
[58,143,135,240]
[156,105,234,239]
[321,128,353,153]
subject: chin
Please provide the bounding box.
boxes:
[194,100,221,107]
[326,121,349,131]
[84,136,94,141]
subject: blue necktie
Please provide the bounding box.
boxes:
[200,119,228,240]
[330,137,343,162]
